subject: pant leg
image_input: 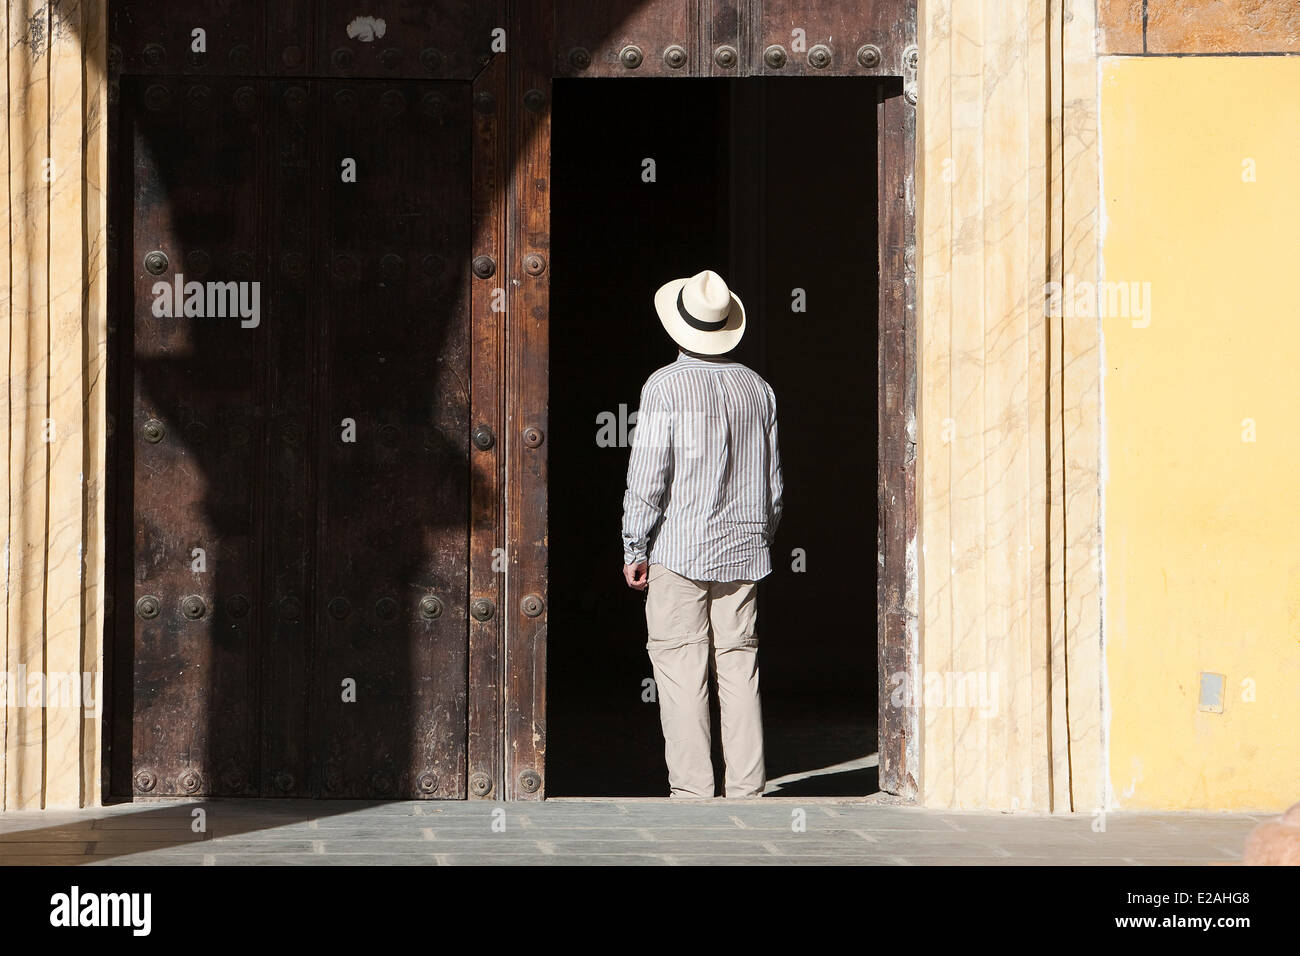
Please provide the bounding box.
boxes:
[644,564,714,798]
[708,579,764,798]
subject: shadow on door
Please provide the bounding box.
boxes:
[548,76,880,797]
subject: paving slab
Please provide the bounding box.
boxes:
[0,799,1266,866]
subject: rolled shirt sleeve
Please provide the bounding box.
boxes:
[621,382,674,565]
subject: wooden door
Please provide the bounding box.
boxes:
[107,2,504,799]
[106,0,915,802]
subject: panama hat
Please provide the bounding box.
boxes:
[653,269,746,355]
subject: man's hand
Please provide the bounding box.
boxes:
[623,561,649,591]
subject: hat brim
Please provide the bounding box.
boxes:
[654,278,746,355]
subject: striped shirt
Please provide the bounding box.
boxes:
[621,351,783,583]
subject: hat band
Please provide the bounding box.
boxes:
[677,288,728,332]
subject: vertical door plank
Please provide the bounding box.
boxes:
[314,79,472,799]
[877,74,919,800]
[706,0,741,76]
[554,0,697,78]
[127,76,264,797]
[259,78,317,796]
[265,0,312,77]
[105,26,131,800]
[753,0,907,76]
[504,0,553,799]
[468,56,508,800]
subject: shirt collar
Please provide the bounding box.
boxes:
[676,350,737,366]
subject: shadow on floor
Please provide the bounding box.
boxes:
[548,692,879,798]
[0,800,368,865]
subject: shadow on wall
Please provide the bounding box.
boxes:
[108,73,474,799]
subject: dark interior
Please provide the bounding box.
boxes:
[549,76,881,797]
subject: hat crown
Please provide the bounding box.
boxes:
[654,267,745,355]
[681,270,731,322]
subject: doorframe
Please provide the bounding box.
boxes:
[875,75,919,800]
[507,1,919,801]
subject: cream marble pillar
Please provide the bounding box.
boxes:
[917,0,1104,810]
[1,0,107,809]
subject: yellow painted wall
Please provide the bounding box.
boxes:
[1102,57,1300,810]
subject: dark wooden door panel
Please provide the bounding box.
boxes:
[112,1,269,75]
[119,74,474,799]
[553,0,912,78]
[554,0,698,77]
[313,80,473,799]
[260,79,319,797]
[111,2,500,79]
[754,0,908,75]
[314,1,500,79]
[127,76,267,797]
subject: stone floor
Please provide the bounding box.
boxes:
[0,797,1267,865]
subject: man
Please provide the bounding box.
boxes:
[621,268,783,799]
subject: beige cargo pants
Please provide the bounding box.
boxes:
[644,563,765,798]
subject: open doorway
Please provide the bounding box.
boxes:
[548,76,881,797]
